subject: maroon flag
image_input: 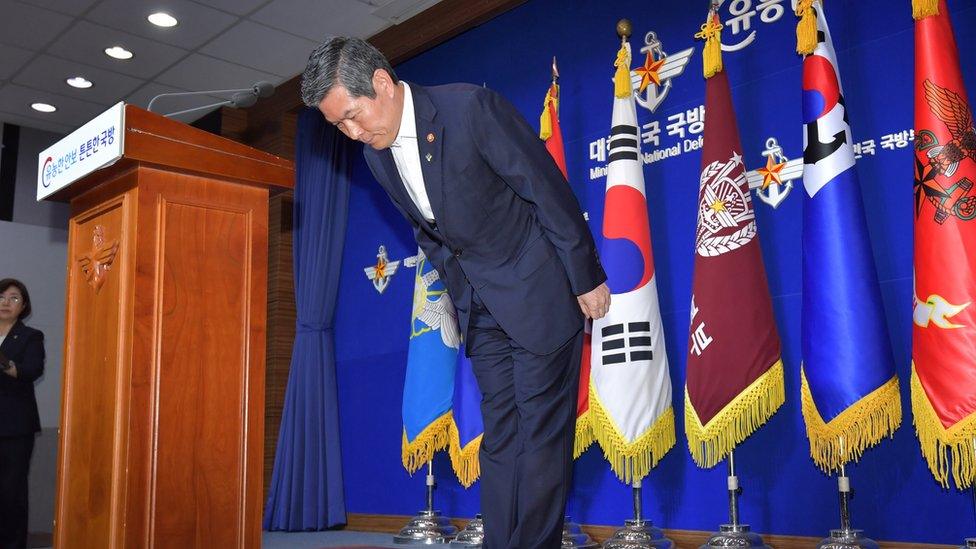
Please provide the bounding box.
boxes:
[685,13,784,468]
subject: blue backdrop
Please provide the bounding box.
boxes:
[331,0,976,542]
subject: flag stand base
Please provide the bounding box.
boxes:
[395,462,457,544]
[602,519,673,549]
[449,514,484,547]
[700,524,770,548]
[393,510,458,545]
[816,529,879,549]
[563,516,599,548]
[958,538,976,549]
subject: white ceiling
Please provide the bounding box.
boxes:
[0,0,441,134]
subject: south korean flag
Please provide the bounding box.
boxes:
[587,40,675,483]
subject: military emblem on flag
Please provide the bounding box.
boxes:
[797,0,901,472]
[684,12,784,469]
[588,38,674,483]
[912,0,976,489]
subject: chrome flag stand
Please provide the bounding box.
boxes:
[450,514,484,547]
[394,461,458,544]
[816,441,878,549]
[603,480,673,549]
[700,450,770,548]
[563,516,598,548]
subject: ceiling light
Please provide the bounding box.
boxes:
[66,76,93,89]
[31,103,57,113]
[148,12,178,27]
[104,46,133,60]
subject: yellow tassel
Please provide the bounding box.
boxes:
[912,0,940,20]
[588,383,676,483]
[695,14,724,79]
[795,0,818,55]
[573,410,595,459]
[685,360,786,468]
[447,418,482,488]
[539,84,558,140]
[613,44,632,99]
[911,363,976,489]
[401,412,453,474]
[800,367,902,472]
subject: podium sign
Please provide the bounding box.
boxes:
[37,102,125,201]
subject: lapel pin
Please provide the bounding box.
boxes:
[425,153,433,162]
[426,133,435,143]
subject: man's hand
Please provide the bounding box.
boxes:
[577,282,611,320]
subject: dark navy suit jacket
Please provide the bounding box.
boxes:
[363,83,606,355]
[0,321,45,437]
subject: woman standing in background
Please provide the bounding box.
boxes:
[0,279,45,549]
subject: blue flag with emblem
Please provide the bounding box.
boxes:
[401,248,462,472]
[797,1,902,472]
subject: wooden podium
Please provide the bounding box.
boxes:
[48,105,294,548]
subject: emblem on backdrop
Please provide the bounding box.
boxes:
[630,31,695,113]
[363,245,401,294]
[745,137,802,208]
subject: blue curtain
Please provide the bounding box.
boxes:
[264,107,350,530]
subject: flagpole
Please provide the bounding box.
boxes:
[394,460,458,544]
[701,448,771,548]
[816,437,879,549]
[633,479,643,523]
[838,460,851,533]
[603,475,673,549]
[727,450,740,527]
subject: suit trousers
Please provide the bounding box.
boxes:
[0,434,34,549]
[467,289,583,549]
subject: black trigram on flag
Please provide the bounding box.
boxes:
[601,322,653,365]
[609,123,640,163]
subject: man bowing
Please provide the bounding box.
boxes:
[301,37,609,549]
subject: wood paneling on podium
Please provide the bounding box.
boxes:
[53,105,293,548]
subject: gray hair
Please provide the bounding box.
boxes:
[300,37,398,107]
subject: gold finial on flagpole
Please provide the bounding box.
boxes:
[616,19,632,43]
[551,56,559,84]
[614,20,633,98]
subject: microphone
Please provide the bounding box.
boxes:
[146,80,276,116]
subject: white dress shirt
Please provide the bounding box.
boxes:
[390,83,436,222]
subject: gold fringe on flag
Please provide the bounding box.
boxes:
[695,14,724,79]
[588,384,675,483]
[800,368,902,472]
[401,412,453,474]
[613,44,632,99]
[447,419,482,488]
[573,410,595,459]
[912,0,939,20]
[795,0,818,56]
[539,84,559,140]
[911,364,976,489]
[685,360,785,468]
